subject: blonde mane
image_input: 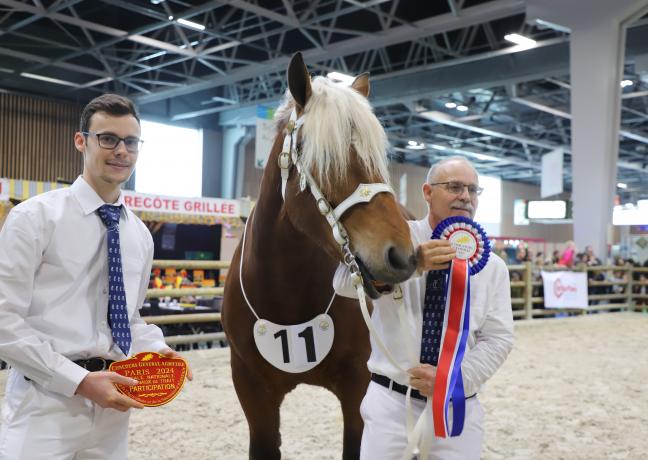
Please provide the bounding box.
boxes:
[274,76,390,194]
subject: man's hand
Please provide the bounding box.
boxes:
[158,347,193,381]
[417,239,456,272]
[75,372,144,412]
[408,364,437,397]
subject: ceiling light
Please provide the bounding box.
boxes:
[327,72,354,85]
[168,15,173,20]
[472,153,500,161]
[445,102,457,109]
[504,33,537,48]
[617,182,628,189]
[621,80,633,87]
[20,72,78,87]
[177,18,205,31]
[406,140,425,150]
[456,105,469,112]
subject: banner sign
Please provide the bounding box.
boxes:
[255,105,277,169]
[541,148,564,198]
[541,271,588,308]
[0,179,8,201]
[122,191,240,218]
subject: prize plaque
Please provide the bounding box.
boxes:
[109,352,188,407]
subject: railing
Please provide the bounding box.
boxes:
[508,263,648,320]
[2,260,647,368]
[141,259,229,347]
[144,260,648,345]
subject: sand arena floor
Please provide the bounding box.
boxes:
[1,312,647,459]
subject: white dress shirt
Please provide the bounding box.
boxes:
[333,217,514,397]
[0,176,167,398]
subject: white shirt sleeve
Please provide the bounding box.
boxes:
[332,262,359,299]
[0,211,89,397]
[461,258,514,396]
[129,231,168,354]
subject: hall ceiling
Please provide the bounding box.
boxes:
[1,0,647,201]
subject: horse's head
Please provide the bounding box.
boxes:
[273,52,417,298]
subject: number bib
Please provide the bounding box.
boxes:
[253,313,334,373]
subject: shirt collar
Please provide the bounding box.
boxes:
[70,176,127,219]
[419,216,433,236]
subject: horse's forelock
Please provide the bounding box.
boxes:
[274,77,390,194]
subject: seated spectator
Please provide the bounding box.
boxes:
[585,245,602,266]
[515,246,530,264]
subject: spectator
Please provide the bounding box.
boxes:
[558,241,577,267]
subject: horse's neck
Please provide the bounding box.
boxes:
[241,151,336,317]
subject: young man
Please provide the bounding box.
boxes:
[0,94,191,459]
[334,156,514,459]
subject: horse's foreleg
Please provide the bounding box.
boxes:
[231,354,284,460]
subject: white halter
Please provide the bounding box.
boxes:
[278,109,394,247]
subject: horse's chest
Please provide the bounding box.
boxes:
[253,313,334,373]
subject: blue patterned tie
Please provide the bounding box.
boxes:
[97,205,131,356]
[420,270,447,365]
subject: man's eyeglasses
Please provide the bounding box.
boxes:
[429,181,484,197]
[82,131,144,153]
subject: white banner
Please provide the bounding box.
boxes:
[255,105,277,169]
[0,179,8,201]
[541,271,589,309]
[541,148,563,198]
[122,191,240,218]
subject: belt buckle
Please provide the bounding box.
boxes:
[95,358,108,371]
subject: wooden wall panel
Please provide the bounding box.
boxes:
[0,93,82,182]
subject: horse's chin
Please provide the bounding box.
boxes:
[355,257,395,300]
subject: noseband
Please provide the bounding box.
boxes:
[278,109,393,283]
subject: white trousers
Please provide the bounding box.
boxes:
[360,381,484,460]
[0,369,129,460]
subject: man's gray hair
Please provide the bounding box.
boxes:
[425,155,477,183]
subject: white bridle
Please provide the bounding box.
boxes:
[279,108,393,262]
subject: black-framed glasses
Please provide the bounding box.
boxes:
[82,131,144,153]
[429,181,484,196]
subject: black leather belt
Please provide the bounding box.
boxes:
[74,357,115,372]
[24,358,115,381]
[371,373,476,402]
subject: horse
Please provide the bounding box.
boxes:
[221,52,417,459]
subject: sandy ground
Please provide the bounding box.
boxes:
[1,312,647,459]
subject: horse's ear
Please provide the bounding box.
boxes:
[288,52,312,109]
[351,72,370,98]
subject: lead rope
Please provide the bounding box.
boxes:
[351,273,431,459]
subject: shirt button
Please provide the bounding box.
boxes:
[103,287,108,294]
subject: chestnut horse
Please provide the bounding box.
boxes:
[222,53,417,459]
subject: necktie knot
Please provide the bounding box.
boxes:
[98,204,121,229]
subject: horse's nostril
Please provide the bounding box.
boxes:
[386,246,411,272]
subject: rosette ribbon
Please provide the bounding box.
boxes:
[430,216,490,438]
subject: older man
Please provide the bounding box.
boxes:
[334,156,514,459]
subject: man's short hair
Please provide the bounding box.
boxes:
[425,155,476,184]
[79,94,140,133]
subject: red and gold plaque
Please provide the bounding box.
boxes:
[109,352,187,407]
